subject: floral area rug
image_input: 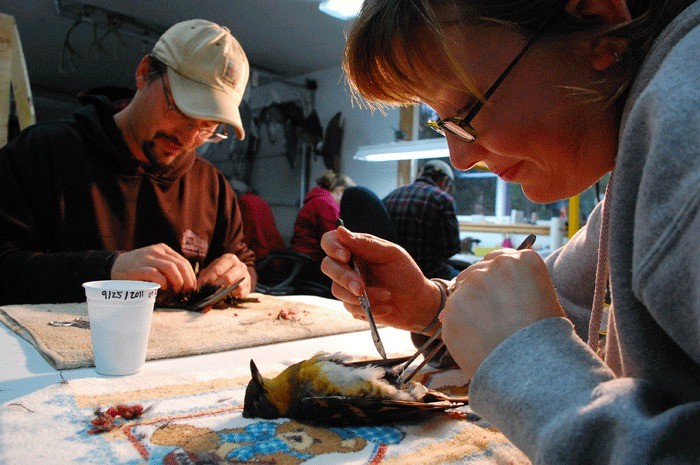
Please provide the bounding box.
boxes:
[0,361,530,464]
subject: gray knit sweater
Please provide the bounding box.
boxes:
[469,3,700,464]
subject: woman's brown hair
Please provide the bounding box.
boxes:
[316,170,355,191]
[344,0,694,108]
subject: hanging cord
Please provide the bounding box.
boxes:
[588,171,615,353]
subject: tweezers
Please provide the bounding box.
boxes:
[397,234,537,385]
[188,277,245,311]
[48,316,90,329]
[396,327,444,385]
[336,219,387,359]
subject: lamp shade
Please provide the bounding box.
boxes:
[319,0,363,20]
[354,138,450,162]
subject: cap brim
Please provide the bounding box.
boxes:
[167,69,245,140]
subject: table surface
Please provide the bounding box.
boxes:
[0,295,417,405]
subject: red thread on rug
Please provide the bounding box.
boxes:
[123,405,244,460]
[370,443,389,464]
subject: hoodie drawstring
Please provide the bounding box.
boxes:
[588,171,614,354]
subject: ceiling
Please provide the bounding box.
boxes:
[3,0,352,99]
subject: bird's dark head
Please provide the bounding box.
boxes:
[243,359,281,419]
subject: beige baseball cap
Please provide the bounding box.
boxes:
[152,19,249,140]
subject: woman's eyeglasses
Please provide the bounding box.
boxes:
[159,74,229,143]
[427,27,545,143]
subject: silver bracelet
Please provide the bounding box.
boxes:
[420,278,449,334]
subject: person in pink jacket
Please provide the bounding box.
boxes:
[291,170,354,288]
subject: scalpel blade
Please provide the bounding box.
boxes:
[336,219,387,359]
[359,285,387,359]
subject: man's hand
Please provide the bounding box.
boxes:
[320,226,441,332]
[197,253,251,297]
[440,248,565,378]
[110,244,197,293]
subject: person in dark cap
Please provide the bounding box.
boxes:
[0,19,256,304]
[383,159,461,280]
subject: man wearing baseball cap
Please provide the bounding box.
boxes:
[0,20,257,304]
[383,159,461,280]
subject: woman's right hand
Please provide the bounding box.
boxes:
[320,226,441,332]
[440,248,565,379]
[110,243,198,293]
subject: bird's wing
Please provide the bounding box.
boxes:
[294,395,466,425]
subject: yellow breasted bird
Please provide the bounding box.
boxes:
[243,352,468,425]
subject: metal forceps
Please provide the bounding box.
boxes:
[48,316,90,329]
[188,277,246,311]
[397,234,537,385]
[336,219,387,359]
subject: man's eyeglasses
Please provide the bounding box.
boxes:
[427,28,545,143]
[159,74,229,143]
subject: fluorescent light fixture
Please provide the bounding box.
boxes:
[354,138,450,162]
[319,0,363,20]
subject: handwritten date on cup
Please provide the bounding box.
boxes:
[100,290,158,301]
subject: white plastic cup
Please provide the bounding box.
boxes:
[550,217,565,249]
[82,280,160,376]
[510,209,525,223]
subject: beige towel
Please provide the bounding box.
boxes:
[0,294,371,370]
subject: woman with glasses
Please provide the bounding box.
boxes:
[321,1,699,463]
[0,20,257,304]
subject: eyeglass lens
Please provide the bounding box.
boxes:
[160,74,228,143]
[441,120,476,142]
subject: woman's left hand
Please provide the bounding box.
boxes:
[440,248,565,379]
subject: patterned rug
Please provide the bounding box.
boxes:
[0,361,530,464]
[0,294,372,370]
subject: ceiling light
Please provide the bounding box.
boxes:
[354,138,450,162]
[319,0,363,20]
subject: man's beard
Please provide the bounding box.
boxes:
[141,140,167,168]
[141,140,174,171]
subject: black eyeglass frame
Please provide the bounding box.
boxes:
[427,27,546,143]
[158,73,229,143]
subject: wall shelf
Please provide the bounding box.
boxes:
[458,221,556,235]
